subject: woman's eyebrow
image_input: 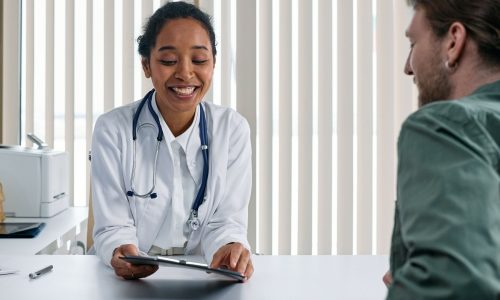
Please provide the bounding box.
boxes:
[192,45,209,51]
[158,45,176,52]
[157,45,209,52]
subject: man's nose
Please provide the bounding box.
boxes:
[404,54,413,75]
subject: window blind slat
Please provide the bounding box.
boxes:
[198,0,215,103]
[394,3,415,128]
[297,0,313,255]
[336,0,354,255]
[356,0,374,255]
[65,0,75,203]
[86,0,94,206]
[122,0,134,105]
[2,0,21,144]
[257,0,273,255]
[141,0,154,95]
[220,0,232,107]
[45,0,55,147]
[278,0,293,255]
[25,0,35,147]
[317,0,333,255]
[235,0,257,250]
[103,0,114,112]
[376,0,396,255]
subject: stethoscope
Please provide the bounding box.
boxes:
[126,89,209,231]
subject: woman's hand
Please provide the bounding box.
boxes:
[210,242,254,281]
[110,244,158,280]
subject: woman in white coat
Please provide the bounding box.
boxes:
[91,1,253,280]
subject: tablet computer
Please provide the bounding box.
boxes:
[120,255,246,282]
[0,222,46,238]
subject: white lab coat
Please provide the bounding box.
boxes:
[91,98,252,267]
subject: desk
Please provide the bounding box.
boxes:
[0,207,88,255]
[0,255,388,299]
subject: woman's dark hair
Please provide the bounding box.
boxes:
[137,1,217,59]
[407,0,500,66]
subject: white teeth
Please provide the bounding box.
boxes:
[172,87,196,95]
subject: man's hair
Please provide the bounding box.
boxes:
[407,0,500,66]
[137,1,217,59]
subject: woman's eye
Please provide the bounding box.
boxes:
[160,60,176,66]
[193,60,208,65]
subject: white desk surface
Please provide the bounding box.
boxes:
[0,207,88,255]
[0,254,389,300]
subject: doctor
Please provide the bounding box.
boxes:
[91,1,253,280]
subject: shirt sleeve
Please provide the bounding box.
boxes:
[91,114,138,267]
[387,109,500,299]
[201,117,252,264]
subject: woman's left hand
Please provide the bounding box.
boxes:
[210,242,254,281]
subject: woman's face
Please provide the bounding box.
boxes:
[142,18,214,118]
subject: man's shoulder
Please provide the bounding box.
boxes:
[400,92,500,161]
[409,81,500,125]
[408,95,499,127]
[406,100,474,128]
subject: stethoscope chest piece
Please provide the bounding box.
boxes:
[187,210,201,231]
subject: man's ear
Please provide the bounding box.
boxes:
[446,22,467,67]
[142,57,151,78]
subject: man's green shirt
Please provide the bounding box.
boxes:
[388,81,500,299]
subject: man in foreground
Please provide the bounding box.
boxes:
[386,0,500,298]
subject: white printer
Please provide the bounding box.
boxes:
[0,143,69,217]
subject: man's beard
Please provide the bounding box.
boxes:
[416,58,453,107]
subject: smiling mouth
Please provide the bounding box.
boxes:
[171,86,197,96]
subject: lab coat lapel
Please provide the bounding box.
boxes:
[194,103,212,228]
[185,104,212,254]
[135,99,175,252]
[185,105,202,186]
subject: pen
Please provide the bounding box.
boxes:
[29,265,53,279]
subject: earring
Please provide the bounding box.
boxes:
[445,60,458,71]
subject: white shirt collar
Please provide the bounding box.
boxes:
[151,91,200,153]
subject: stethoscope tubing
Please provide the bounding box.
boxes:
[127,89,209,223]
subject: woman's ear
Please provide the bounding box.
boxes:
[446,22,467,67]
[142,58,151,78]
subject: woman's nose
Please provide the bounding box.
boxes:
[175,60,194,81]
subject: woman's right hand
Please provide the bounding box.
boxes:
[110,244,158,280]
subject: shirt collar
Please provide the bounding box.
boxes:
[471,80,500,96]
[151,91,200,153]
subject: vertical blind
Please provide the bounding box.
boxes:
[4,0,418,255]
